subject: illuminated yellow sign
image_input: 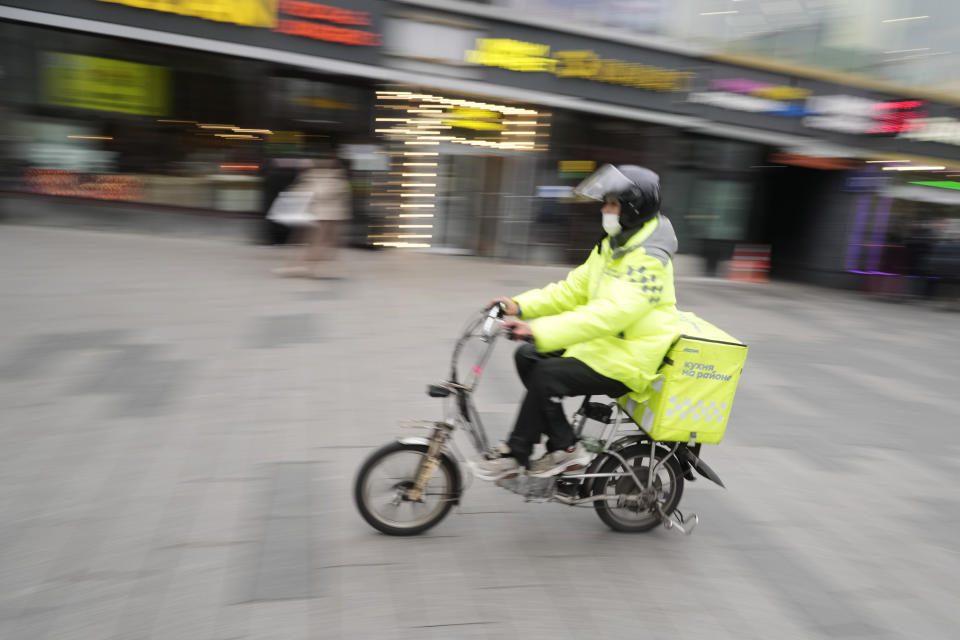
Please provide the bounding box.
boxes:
[466,39,694,92]
[42,52,169,116]
[559,160,596,174]
[753,86,810,100]
[443,108,504,131]
[467,40,556,72]
[98,0,277,28]
[268,130,305,144]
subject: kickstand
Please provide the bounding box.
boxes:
[659,507,698,535]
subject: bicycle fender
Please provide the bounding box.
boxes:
[679,448,725,488]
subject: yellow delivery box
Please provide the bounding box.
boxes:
[619,311,747,444]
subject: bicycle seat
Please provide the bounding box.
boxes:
[427,384,452,398]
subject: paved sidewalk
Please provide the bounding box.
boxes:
[1,226,958,640]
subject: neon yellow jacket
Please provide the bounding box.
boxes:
[513,214,680,395]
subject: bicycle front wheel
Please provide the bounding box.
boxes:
[354,441,458,536]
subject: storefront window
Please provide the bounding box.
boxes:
[0,22,270,212]
[0,19,381,220]
[688,178,751,242]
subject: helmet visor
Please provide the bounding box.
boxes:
[573,164,634,202]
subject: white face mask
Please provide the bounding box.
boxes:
[602,213,622,236]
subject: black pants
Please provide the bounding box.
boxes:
[508,344,630,466]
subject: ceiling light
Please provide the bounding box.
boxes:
[883,51,951,63]
[881,16,929,23]
[881,165,945,171]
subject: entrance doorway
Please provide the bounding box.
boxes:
[433,152,536,257]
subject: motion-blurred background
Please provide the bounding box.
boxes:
[1,0,960,291]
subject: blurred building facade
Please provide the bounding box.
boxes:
[487,0,960,92]
[3,0,960,288]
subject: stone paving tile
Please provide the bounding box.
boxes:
[2,225,959,639]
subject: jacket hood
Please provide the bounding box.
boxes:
[611,214,677,265]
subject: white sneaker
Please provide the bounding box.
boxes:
[528,442,591,477]
[473,456,521,481]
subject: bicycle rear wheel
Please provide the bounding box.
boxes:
[591,444,684,533]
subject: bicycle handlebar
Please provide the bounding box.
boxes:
[480,303,535,343]
[449,304,533,385]
[480,302,505,338]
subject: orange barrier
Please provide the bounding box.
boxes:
[727,244,771,283]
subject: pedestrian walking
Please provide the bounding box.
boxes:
[270,157,351,279]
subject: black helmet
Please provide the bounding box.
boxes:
[574,164,661,229]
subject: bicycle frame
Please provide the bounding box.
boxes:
[413,306,671,501]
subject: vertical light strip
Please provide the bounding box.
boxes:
[845,194,873,272]
[866,197,893,272]
[371,90,548,248]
